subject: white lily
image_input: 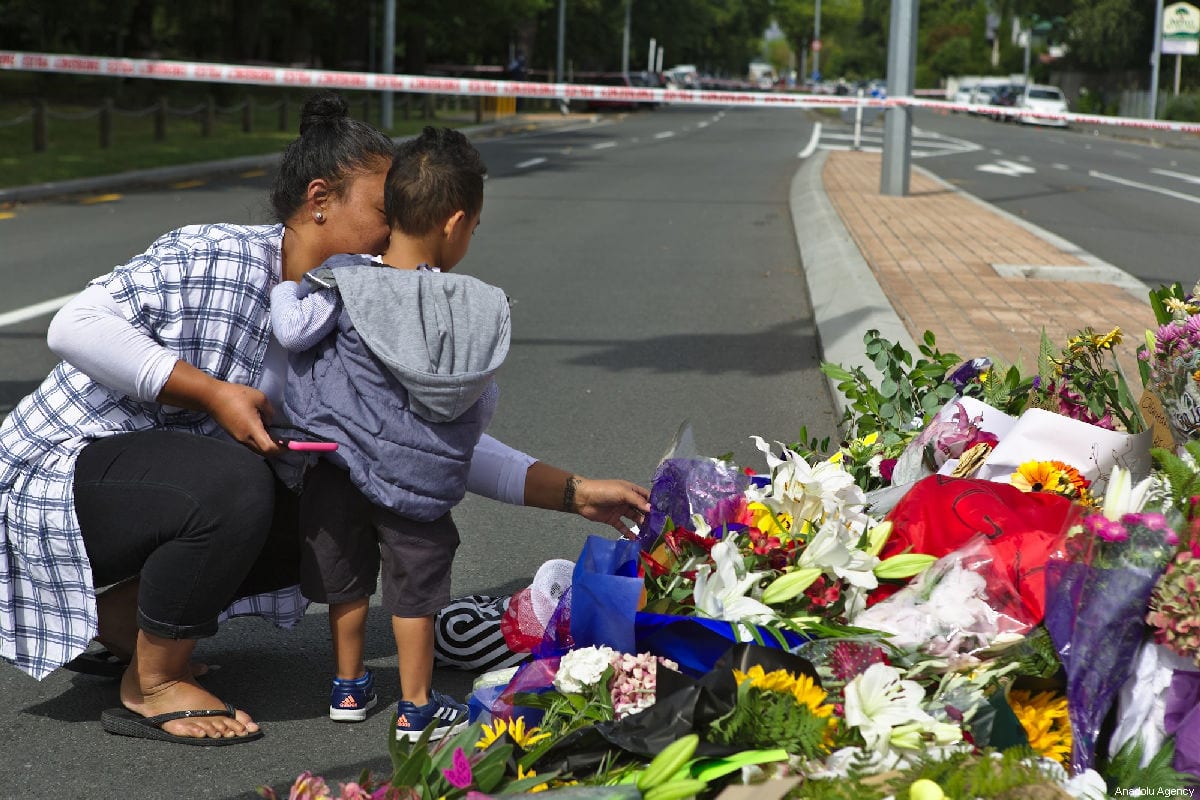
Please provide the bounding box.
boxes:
[692,537,775,625]
[796,518,880,590]
[889,720,963,751]
[750,436,863,526]
[842,662,935,754]
[1101,465,1152,521]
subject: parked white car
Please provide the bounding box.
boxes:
[952,83,976,111]
[1019,84,1069,127]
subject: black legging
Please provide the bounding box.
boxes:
[73,430,301,639]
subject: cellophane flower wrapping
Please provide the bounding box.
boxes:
[639,454,750,551]
[1043,512,1174,774]
[853,533,1037,668]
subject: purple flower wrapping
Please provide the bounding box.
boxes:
[639,457,749,550]
[1044,559,1166,774]
[1164,669,1200,778]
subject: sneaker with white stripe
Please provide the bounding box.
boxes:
[394,689,469,742]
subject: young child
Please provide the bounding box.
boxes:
[271,126,509,741]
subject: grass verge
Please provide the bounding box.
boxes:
[0,96,480,189]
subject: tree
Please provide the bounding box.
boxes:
[772,0,865,79]
[1064,0,1151,72]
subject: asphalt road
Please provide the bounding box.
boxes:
[0,106,836,798]
[814,108,1200,289]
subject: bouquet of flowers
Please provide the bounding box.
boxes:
[852,534,1037,668]
[508,645,680,737]
[1044,468,1177,774]
[1030,327,1144,434]
[1141,282,1200,445]
[639,435,935,645]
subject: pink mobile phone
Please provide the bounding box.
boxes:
[269,423,339,452]
[285,441,338,452]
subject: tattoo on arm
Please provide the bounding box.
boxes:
[562,475,581,513]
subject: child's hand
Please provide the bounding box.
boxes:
[570,477,650,539]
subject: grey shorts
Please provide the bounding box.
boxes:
[298,459,459,618]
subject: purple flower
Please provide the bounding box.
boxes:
[1084,514,1129,543]
[1122,512,1169,532]
[947,357,992,393]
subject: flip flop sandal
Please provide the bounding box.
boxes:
[63,648,128,679]
[100,703,264,746]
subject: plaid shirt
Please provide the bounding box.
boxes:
[0,223,307,679]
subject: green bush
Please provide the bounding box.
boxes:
[1162,93,1200,122]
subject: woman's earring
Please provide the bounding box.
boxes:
[314,211,325,223]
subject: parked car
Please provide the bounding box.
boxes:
[967,84,1004,116]
[989,84,1023,122]
[1019,84,1069,127]
[578,72,643,112]
[951,82,976,111]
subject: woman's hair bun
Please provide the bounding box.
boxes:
[299,91,350,135]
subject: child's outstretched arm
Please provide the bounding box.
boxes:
[270,279,339,352]
[525,462,650,540]
[466,435,649,539]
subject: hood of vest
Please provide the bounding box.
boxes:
[329,264,511,422]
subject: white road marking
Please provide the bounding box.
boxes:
[1151,168,1200,186]
[591,141,617,150]
[0,293,77,328]
[1090,170,1200,204]
[799,123,822,158]
[653,131,675,139]
[976,160,1036,176]
[515,157,547,169]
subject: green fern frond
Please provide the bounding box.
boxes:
[1100,736,1194,794]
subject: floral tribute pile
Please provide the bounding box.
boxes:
[263,284,1200,800]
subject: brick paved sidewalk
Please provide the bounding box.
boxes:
[821,150,1151,372]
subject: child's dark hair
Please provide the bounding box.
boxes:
[385,127,487,235]
[269,91,395,224]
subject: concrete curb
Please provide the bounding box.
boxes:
[789,149,917,425]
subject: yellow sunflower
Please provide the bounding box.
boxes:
[790,673,836,720]
[508,716,550,749]
[733,664,795,693]
[733,666,835,719]
[1009,690,1072,768]
[475,716,549,751]
[1091,327,1122,350]
[1010,461,1066,494]
[476,718,508,749]
[516,765,550,793]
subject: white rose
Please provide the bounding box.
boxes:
[554,646,615,694]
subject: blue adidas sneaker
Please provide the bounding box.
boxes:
[394,689,469,741]
[329,671,378,722]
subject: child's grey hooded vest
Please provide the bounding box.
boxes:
[284,255,511,521]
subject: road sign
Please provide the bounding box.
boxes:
[812,39,822,52]
[1163,2,1200,55]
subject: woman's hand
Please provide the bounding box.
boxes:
[205,381,282,456]
[156,360,282,456]
[568,477,651,540]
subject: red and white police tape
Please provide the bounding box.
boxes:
[3,50,1199,135]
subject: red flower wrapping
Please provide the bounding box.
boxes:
[880,475,1078,621]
